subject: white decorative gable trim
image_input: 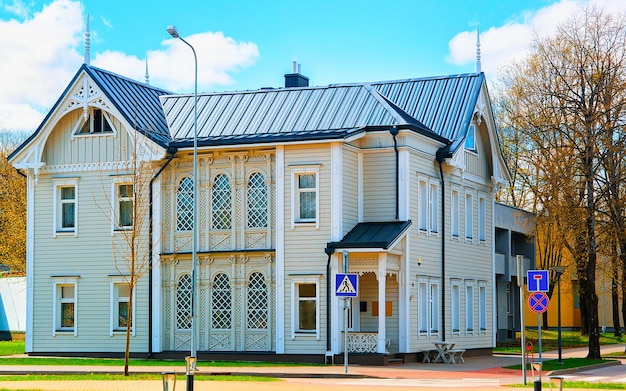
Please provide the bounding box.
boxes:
[63,77,111,120]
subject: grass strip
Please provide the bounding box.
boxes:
[0,373,279,382]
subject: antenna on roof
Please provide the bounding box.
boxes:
[475,25,481,73]
[145,55,150,85]
[84,14,91,65]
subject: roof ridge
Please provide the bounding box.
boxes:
[85,64,172,94]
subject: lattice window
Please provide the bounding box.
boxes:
[211,273,232,329]
[176,273,192,330]
[246,272,268,329]
[212,174,232,230]
[177,177,194,231]
[247,172,268,228]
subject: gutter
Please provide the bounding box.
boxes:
[148,146,177,357]
[435,143,452,341]
[390,127,399,221]
[324,246,335,356]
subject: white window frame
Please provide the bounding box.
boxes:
[464,125,476,152]
[290,165,320,228]
[418,178,428,232]
[111,177,134,234]
[429,279,440,336]
[110,277,135,336]
[52,178,79,238]
[71,107,117,138]
[451,280,461,335]
[479,281,487,334]
[465,280,475,335]
[478,196,486,242]
[52,276,79,336]
[451,189,460,238]
[417,277,430,336]
[429,183,439,234]
[290,275,321,340]
[465,192,474,241]
[176,176,194,232]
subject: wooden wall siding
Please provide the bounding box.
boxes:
[161,255,275,352]
[342,147,359,233]
[42,109,131,166]
[357,273,400,353]
[464,122,492,178]
[31,172,150,352]
[362,151,395,222]
[160,149,276,254]
[282,144,332,354]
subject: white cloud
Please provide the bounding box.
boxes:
[0,0,83,131]
[0,0,259,132]
[446,0,626,81]
[94,31,260,93]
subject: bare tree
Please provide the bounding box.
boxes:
[497,7,626,358]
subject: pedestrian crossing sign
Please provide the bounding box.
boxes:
[335,273,358,297]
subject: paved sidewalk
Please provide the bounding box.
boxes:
[0,344,623,391]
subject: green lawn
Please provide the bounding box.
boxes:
[494,330,625,354]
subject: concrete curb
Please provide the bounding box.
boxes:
[548,359,622,376]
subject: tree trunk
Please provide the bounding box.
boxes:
[612,263,622,336]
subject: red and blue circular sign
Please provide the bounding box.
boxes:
[528,292,550,314]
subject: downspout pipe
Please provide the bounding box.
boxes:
[15,168,27,178]
[390,127,399,221]
[148,146,177,357]
[435,143,451,341]
[324,246,336,355]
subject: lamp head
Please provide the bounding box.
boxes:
[166,25,180,38]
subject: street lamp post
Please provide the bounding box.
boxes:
[167,25,198,391]
[551,265,567,364]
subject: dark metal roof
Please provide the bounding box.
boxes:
[161,73,484,149]
[9,65,172,161]
[327,220,412,250]
[86,65,172,147]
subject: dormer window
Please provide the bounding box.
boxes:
[464,125,476,152]
[76,108,114,135]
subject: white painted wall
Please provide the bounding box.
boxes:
[0,277,26,332]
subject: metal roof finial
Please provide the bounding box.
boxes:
[145,55,150,85]
[84,14,91,65]
[476,25,481,73]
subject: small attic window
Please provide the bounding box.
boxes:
[464,125,476,152]
[76,109,114,135]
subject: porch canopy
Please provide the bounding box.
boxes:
[326,220,411,354]
[326,220,411,251]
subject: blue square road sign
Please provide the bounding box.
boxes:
[527,270,549,292]
[335,273,358,297]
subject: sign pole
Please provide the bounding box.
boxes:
[516,256,526,385]
[343,251,349,374]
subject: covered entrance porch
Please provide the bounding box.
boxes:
[326,221,411,357]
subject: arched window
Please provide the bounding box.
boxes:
[212,174,232,230]
[247,172,267,228]
[211,273,232,330]
[176,273,192,330]
[177,177,193,231]
[246,272,268,329]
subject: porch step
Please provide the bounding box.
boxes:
[387,356,404,364]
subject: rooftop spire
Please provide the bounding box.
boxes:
[84,14,90,65]
[475,25,481,73]
[145,55,150,85]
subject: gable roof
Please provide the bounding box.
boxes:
[161,73,485,149]
[86,65,172,147]
[326,220,412,250]
[9,65,172,161]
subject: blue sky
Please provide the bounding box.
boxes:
[1,0,625,131]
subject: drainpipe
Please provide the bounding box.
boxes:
[15,168,27,178]
[148,146,177,357]
[324,246,336,354]
[435,144,451,341]
[390,127,399,221]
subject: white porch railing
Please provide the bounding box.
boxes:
[345,332,390,353]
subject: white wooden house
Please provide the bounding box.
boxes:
[9,64,509,363]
